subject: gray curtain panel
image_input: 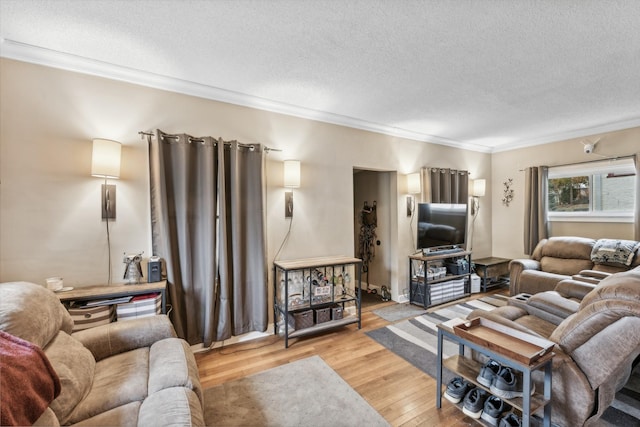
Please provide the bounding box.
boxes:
[524,166,549,255]
[149,130,267,346]
[420,167,469,204]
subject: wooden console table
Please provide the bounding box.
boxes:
[56,281,167,314]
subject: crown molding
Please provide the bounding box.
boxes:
[2,38,636,155]
[1,38,491,152]
[491,117,640,153]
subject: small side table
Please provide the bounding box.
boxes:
[473,257,511,292]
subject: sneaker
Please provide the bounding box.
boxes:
[490,366,535,399]
[444,376,472,403]
[481,395,512,426]
[462,387,489,419]
[477,359,502,387]
[498,412,522,427]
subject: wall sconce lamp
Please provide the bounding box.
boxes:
[91,138,122,219]
[283,160,300,218]
[471,178,486,216]
[406,172,421,217]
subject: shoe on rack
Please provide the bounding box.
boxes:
[480,395,512,426]
[477,359,502,387]
[490,366,535,399]
[498,412,522,427]
[444,376,472,404]
[462,387,489,419]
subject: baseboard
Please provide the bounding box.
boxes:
[191,323,275,353]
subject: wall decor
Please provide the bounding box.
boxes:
[502,178,514,206]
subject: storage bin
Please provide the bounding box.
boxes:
[331,305,344,320]
[69,304,115,332]
[314,307,331,324]
[288,309,313,330]
[116,293,161,321]
[445,260,470,275]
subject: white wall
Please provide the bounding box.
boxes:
[0,58,492,303]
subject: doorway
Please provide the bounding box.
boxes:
[353,169,393,307]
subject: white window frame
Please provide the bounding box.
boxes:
[547,158,636,223]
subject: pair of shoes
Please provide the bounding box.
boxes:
[490,366,535,399]
[462,387,489,419]
[480,395,512,426]
[478,359,535,399]
[444,376,472,403]
[477,359,501,387]
[498,412,522,427]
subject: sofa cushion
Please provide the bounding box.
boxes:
[0,282,70,348]
[539,257,593,276]
[66,347,149,424]
[538,236,595,260]
[71,401,140,427]
[149,338,203,406]
[139,387,205,427]
[45,332,95,424]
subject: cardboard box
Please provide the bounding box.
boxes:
[116,293,161,321]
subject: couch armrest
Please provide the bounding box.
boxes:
[509,259,541,295]
[72,315,177,361]
[571,269,612,284]
[554,279,597,300]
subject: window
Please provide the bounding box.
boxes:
[547,158,636,222]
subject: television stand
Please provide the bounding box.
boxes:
[409,250,471,308]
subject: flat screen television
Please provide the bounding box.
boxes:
[417,203,468,250]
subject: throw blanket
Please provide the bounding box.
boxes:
[591,239,640,266]
[0,330,61,426]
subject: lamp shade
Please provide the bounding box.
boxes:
[407,173,421,194]
[91,139,121,179]
[472,179,486,197]
[283,160,300,188]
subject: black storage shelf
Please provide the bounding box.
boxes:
[273,256,362,348]
[409,250,472,308]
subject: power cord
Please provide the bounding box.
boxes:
[274,193,293,261]
[104,177,112,285]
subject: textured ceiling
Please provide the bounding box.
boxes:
[1,0,640,152]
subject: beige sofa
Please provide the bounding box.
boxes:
[509,236,640,296]
[0,281,205,426]
[469,266,640,427]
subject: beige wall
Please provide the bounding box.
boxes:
[491,127,639,259]
[0,58,491,300]
[3,58,635,301]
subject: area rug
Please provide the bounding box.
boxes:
[366,296,640,426]
[372,302,427,322]
[202,355,389,427]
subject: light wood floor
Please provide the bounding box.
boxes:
[194,295,499,426]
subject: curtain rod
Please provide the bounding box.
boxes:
[519,153,636,171]
[138,131,281,152]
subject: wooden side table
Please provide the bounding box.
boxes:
[56,281,168,314]
[473,257,511,292]
[436,318,554,427]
